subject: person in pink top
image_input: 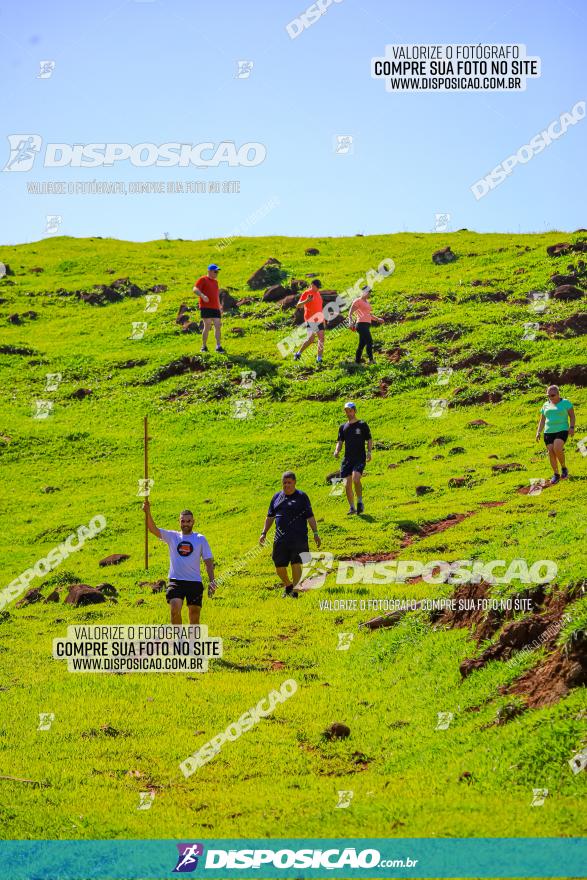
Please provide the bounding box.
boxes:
[348,286,385,364]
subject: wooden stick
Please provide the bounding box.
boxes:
[144,415,149,571]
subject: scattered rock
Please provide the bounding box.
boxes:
[65,584,107,606]
[219,289,238,311]
[70,388,92,400]
[418,359,438,376]
[492,462,524,473]
[325,470,341,485]
[149,284,168,293]
[44,590,60,603]
[7,314,22,324]
[305,247,320,256]
[230,327,245,336]
[21,310,38,319]
[16,588,43,607]
[144,356,205,384]
[116,358,148,369]
[544,314,587,336]
[448,477,468,488]
[496,703,525,725]
[551,284,584,301]
[280,294,299,310]
[468,419,489,427]
[139,579,166,593]
[547,242,571,257]
[416,485,434,496]
[41,486,60,493]
[135,599,145,606]
[384,347,406,363]
[432,246,457,265]
[99,554,130,567]
[175,303,191,324]
[181,321,201,334]
[360,610,407,631]
[96,582,118,597]
[30,267,44,274]
[323,722,350,740]
[290,279,307,293]
[448,447,465,456]
[263,284,291,303]
[537,365,587,387]
[246,259,286,290]
[453,349,522,369]
[550,273,579,285]
[77,278,145,306]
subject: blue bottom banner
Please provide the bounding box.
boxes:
[0,838,585,879]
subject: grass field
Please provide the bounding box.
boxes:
[0,232,586,850]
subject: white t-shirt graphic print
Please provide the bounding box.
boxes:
[158,529,213,581]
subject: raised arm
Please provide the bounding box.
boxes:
[142,499,161,538]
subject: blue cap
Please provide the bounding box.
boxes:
[208,264,220,271]
[344,401,356,409]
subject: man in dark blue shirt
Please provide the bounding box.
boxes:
[259,471,321,598]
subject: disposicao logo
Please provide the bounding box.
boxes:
[3,137,267,171]
[173,843,204,873]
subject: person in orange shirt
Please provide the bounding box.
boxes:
[193,263,226,353]
[348,286,384,364]
[293,279,325,364]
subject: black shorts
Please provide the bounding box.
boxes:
[272,542,309,568]
[340,458,366,478]
[200,308,221,319]
[544,430,568,446]
[306,320,325,333]
[166,579,204,606]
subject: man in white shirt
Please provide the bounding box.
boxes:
[143,501,216,625]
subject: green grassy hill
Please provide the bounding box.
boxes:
[0,232,586,842]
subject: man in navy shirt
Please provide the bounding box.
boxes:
[259,471,321,598]
[334,401,373,515]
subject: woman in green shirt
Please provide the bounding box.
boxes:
[535,385,575,484]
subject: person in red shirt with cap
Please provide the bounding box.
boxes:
[293,279,325,364]
[194,264,226,353]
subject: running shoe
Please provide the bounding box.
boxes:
[200,346,208,352]
[282,587,298,598]
[293,352,301,361]
[561,466,569,479]
[347,506,356,515]
[357,501,364,514]
[316,356,323,364]
[550,473,560,485]
[215,346,226,353]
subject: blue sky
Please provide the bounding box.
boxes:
[0,0,585,243]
